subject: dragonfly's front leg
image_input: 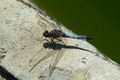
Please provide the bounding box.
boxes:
[55,38,66,45]
[42,39,50,43]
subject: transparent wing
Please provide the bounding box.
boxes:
[38,14,62,31]
[46,21,67,78]
[29,48,56,72]
[48,44,65,78]
[29,43,66,79]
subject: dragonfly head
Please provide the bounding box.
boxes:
[43,30,49,37]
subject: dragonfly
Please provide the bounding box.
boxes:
[43,29,94,44]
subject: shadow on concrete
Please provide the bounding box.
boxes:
[43,42,96,54]
[0,66,18,80]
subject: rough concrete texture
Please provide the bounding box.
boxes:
[0,76,5,80]
[0,0,120,80]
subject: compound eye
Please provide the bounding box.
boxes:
[45,30,48,33]
[43,30,49,37]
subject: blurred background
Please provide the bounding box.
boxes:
[30,0,120,64]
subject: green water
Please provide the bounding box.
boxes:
[30,0,120,64]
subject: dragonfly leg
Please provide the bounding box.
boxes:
[51,38,55,43]
[42,39,50,43]
[55,38,66,45]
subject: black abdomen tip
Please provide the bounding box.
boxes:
[86,37,95,40]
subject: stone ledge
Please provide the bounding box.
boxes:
[0,0,120,80]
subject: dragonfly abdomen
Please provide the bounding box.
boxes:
[63,33,93,40]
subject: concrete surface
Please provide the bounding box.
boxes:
[0,0,120,80]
